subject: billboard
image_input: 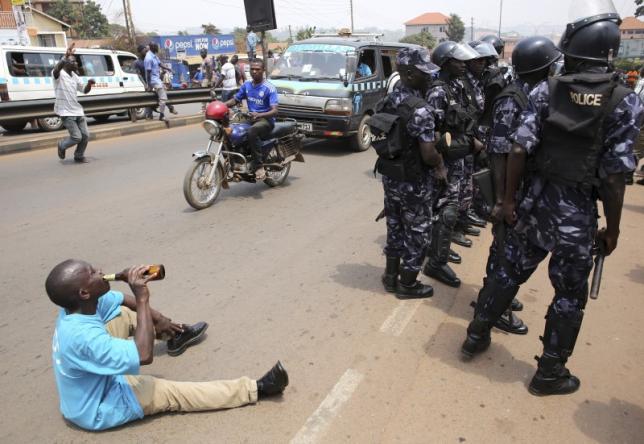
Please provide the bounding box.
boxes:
[151,34,236,58]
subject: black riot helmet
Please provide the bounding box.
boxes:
[559,0,621,63]
[431,41,479,67]
[481,34,505,56]
[512,36,561,75]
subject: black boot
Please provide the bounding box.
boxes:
[167,322,209,356]
[528,353,580,396]
[461,317,491,358]
[511,298,524,311]
[462,225,480,236]
[395,269,433,299]
[423,261,461,287]
[494,309,528,335]
[451,231,473,248]
[381,256,399,293]
[257,361,289,398]
[467,211,487,228]
[448,249,462,264]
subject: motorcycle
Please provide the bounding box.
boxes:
[183,101,305,210]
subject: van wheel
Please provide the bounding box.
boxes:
[131,108,147,120]
[350,114,372,152]
[37,116,64,132]
[0,120,28,132]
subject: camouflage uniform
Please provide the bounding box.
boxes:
[382,84,436,273]
[461,72,486,218]
[478,78,643,341]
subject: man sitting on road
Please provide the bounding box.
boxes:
[46,259,289,431]
[53,43,95,163]
[225,59,279,180]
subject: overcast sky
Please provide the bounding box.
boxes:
[99,0,638,34]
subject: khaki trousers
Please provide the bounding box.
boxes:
[105,307,258,416]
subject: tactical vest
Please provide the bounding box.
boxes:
[535,72,631,188]
[432,78,479,137]
[492,82,529,114]
[480,66,508,127]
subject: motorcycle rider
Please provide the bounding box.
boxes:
[462,0,644,396]
[423,41,483,288]
[225,59,278,180]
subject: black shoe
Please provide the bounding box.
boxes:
[511,298,524,311]
[448,249,462,264]
[381,256,399,293]
[169,106,178,115]
[423,262,461,288]
[159,113,168,122]
[57,141,65,160]
[494,310,528,335]
[73,157,89,163]
[462,225,480,236]
[467,212,487,228]
[167,322,209,356]
[257,361,289,398]
[395,269,433,299]
[451,231,473,248]
[461,333,491,358]
[528,368,580,396]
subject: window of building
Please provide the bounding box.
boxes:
[38,34,57,47]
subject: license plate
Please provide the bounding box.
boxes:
[297,122,313,132]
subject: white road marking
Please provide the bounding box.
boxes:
[379,300,422,336]
[290,368,364,444]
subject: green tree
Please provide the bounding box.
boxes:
[399,30,436,49]
[637,0,644,16]
[446,13,465,42]
[48,0,109,38]
[201,23,220,35]
[296,26,316,41]
[177,30,189,36]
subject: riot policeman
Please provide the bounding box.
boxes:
[376,47,445,299]
[423,41,482,288]
[462,0,644,396]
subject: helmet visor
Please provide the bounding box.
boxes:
[473,42,499,59]
[451,44,480,61]
[568,0,619,23]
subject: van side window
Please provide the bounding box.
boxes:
[118,55,138,75]
[6,52,62,77]
[77,54,114,77]
[380,50,397,78]
[356,49,377,79]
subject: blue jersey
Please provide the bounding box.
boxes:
[235,80,279,123]
[51,291,143,430]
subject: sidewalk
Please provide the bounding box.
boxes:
[0,114,202,156]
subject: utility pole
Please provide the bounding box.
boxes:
[349,0,354,33]
[471,17,474,41]
[123,0,136,47]
[498,0,503,37]
[288,24,293,42]
[11,0,30,46]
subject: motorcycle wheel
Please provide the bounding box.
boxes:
[183,158,224,210]
[264,162,291,187]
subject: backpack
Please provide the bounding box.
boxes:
[368,95,427,160]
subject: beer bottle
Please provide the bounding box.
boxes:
[103,265,165,282]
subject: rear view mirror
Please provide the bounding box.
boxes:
[344,53,357,87]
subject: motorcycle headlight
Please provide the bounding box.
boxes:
[202,120,221,138]
[324,98,352,116]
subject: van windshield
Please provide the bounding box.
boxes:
[270,43,354,81]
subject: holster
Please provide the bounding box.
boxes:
[472,168,495,209]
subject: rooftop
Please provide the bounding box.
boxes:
[621,16,644,30]
[404,12,449,26]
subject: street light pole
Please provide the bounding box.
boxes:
[350,0,354,33]
[498,0,503,37]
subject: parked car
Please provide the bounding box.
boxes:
[0,45,147,132]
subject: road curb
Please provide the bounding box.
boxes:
[0,114,203,156]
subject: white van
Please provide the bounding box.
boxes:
[0,45,146,132]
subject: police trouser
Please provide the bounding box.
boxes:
[105,307,257,418]
[428,159,463,266]
[457,154,475,223]
[382,174,433,273]
[247,118,273,168]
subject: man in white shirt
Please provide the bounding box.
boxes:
[220,55,239,102]
[53,44,95,163]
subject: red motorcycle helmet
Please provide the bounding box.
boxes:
[205,100,229,121]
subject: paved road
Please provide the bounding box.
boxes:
[1,126,643,443]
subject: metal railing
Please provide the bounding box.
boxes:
[0,12,17,29]
[0,87,215,121]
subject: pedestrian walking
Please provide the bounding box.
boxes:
[220,55,238,102]
[53,44,95,163]
[374,47,445,300]
[462,1,644,396]
[144,43,177,122]
[246,26,258,61]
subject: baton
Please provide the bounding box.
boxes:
[589,252,605,300]
[375,208,386,222]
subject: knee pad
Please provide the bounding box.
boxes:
[439,205,458,227]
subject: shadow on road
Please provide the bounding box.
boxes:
[301,138,363,158]
[573,398,644,443]
[627,264,644,285]
[623,203,644,215]
[425,321,535,385]
[331,262,387,294]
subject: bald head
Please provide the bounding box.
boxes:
[45,259,92,311]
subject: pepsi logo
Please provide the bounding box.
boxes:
[212,37,219,46]
[164,39,173,49]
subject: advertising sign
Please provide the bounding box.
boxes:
[151,34,236,58]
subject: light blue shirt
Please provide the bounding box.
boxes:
[358,62,372,77]
[144,51,162,87]
[246,32,258,53]
[51,291,143,431]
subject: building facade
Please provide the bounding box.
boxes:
[0,2,69,47]
[619,16,644,59]
[404,12,449,43]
